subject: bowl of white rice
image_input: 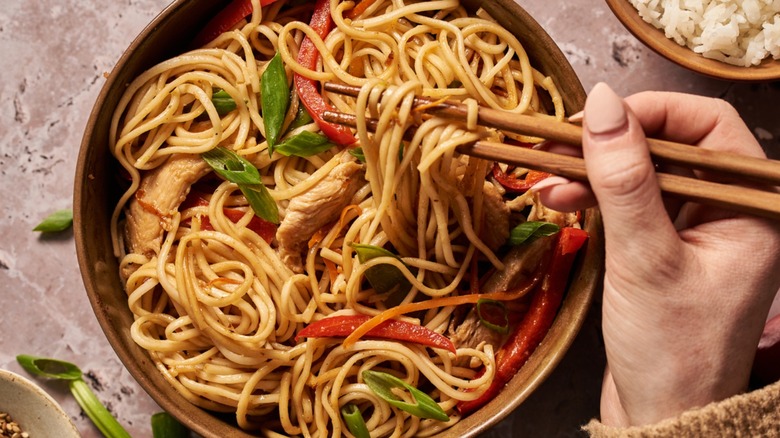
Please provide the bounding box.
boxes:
[606,0,780,81]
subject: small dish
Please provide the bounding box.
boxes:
[605,0,780,81]
[0,369,81,437]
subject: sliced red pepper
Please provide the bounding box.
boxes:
[458,227,588,414]
[192,0,281,48]
[492,162,551,193]
[294,0,357,146]
[181,190,277,243]
[296,315,456,353]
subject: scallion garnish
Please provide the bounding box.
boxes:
[350,243,411,296]
[33,209,73,232]
[151,412,189,438]
[476,298,510,334]
[211,89,237,116]
[288,105,313,131]
[261,52,290,155]
[348,147,366,163]
[201,147,279,224]
[509,221,560,245]
[362,370,449,422]
[340,403,370,438]
[16,355,131,438]
[274,131,334,157]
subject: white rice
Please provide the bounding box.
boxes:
[629,0,780,66]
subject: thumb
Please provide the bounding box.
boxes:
[582,83,677,251]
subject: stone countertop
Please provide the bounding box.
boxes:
[0,0,777,436]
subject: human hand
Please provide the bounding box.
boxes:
[535,83,780,426]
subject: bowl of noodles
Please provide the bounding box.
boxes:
[74,0,603,436]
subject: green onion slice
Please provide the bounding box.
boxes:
[239,183,280,225]
[262,52,290,154]
[340,404,370,438]
[33,209,73,232]
[201,147,262,186]
[349,243,412,297]
[509,221,560,245]
[17,355,131,438]
[348,147,366,163]
[151,412,189,438]
[201,147,279,224]
[212,89,237,116]
[362,370,449,422]
[476,298,510,334]
[274,131,334,158]
[288,105,313,131]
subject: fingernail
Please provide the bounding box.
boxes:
[530,176,571,191]
[584,83,627,136]
[567,110,583,123]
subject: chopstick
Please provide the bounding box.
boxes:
[320,85,780,220]
[323,82,780,186]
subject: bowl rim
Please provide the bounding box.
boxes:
[0,369,81,437]
[74,0,603,436]
[605,0,780,82]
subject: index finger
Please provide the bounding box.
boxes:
[624,92,766,159]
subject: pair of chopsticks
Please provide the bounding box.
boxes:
[322,82,780,221]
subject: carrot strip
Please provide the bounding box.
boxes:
[342,274,541,349]
[346,0,379,19]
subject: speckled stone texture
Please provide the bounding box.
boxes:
[0,0,777,437]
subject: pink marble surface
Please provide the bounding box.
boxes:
[0,0,777,437]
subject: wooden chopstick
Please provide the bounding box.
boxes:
[321,109,780,221]
[323,82,780,186]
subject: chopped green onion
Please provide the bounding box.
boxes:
[288,105,313,131]
[362,370,449,422]
[348,147,366,163]
[476,298,510,334]
[151,412,189,438]
[16,355,82,380]
[201,147,262,185]
[340,404,370,438]
[211,89,237,116]
[17,355,131,438]
[201,147,279,224]
[509,221,560,245]
[240,183,279,224]
[350,243,412,297]
[262,52,290,154]
[33,209,73,232]
[274,131,334,157]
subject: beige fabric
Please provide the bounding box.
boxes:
[584,380,780,437]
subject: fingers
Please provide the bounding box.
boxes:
[624,91,765,158]
[581,83,680,253]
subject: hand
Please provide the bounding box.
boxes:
[535,83,780,426]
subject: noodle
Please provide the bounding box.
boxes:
[109,0,578,436]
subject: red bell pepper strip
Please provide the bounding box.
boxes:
[181,191,277,243]
[492,162,551,193]
[458,227,588,414]
[296,315,456,353]
[192,0,282,48]
[294,0,357,146]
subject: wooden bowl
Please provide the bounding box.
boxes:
[74,1,603,436]
[606,0,780,81]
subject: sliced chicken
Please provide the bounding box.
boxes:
[479,181,510,252]
[276,159,365,273]
[124,154,210,260]
[448,236,555,352]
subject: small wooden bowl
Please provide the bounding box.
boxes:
[605,0,780,81]
[74,0,603,436]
